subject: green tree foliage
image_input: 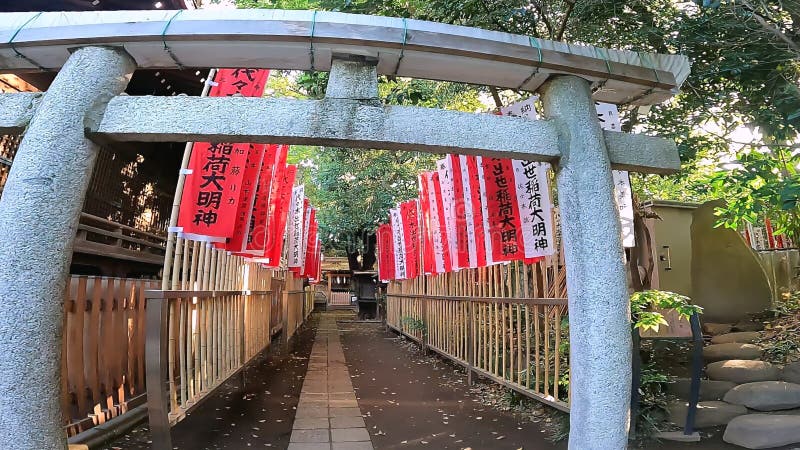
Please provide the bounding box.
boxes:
[243,0,800,241]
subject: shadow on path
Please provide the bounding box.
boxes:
[107,319,316,449]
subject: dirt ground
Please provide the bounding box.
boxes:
[105,321,316,449]
[340,321,568,450]
[338,321,789,450]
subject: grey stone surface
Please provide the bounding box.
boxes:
[0,9,687,107]
[0,46,134,450]
[706,360,781,384]
[541,75,632,450]
[291,428,330,443]
[666,378,736,401]
[0,92,41,133]
[668,400,748,428]
[712,331,762,344]
[724,381,800,411]
[331,428,371,442]
[703,343,763,362]
[91,95,680,174]
[703,322,734,335]
[330,416,366,429]
[782,361,800,384]
[325,58,378,101]
[723,414,800,449]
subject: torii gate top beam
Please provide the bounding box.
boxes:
[0,9,689,105]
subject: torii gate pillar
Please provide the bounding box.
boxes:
[0,46,135,448]
[542,75,631,450]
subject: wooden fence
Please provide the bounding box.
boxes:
[61,276,159,437]
[386,259,570,411]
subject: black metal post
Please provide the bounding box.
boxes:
[684,313,703,436]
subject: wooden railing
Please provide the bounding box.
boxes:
[74,213,166,265]
[386,260,570,412]
[328,291,352,306]
[61,276,159,437]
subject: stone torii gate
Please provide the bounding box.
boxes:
[0,10,687,450]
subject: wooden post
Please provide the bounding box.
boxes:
[467,299,474,385]
[145,296,172,450]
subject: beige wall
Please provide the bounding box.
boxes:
[647,200,773,323]
[648,202,696,297]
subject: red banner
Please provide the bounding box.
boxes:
[226,143,265,252]
[400,200,420,280]
[448,155,471,269]
[431,172,453,273]
[177,68,270,241]
[178,142,250,241]
[210,68,269,97]
[377,223,395,281]
[465,155,488,268]
[246,144,289,255]
[262,164,297,266]
[302,208,317,278]
[418,174,435,275]
[482,157,524,262]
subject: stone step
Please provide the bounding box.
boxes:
[706,360,781,384]
[666,378,736,401]
[732,321,765,332]
[668,400,747,428]
[703,343,763,362]
[711,332,761,345]
[724,414,800,449]
[723,381,800,411]
[783,361,800,384]
[703,322,734,336]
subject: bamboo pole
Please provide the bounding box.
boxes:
[161,68,217,290]
[178,298,187,407]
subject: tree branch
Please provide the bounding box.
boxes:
[531,0,554,39]
[489,86,503,110]
[554,0,575,42]
[740,0,800,54]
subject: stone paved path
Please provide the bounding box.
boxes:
[289,312,373,450]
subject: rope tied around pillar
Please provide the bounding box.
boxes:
[161,10,186,70]
[517,36,543,90]
[7,12,48,71]
[392,18,408,76]
[309,10,318,71]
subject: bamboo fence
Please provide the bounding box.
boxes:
[386,257,571,411]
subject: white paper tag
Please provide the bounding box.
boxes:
[179,168,193,175]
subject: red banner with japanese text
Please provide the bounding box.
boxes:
[448,155,471,270]
[302,208,317,278]
[262,164,297,266]
[463,155,487,268]
[418,174,435,275]
[226,143,266,252]
[246,144,289,255]
[400,200,420,280]
[377,224,395,282]
[176,68,270,241]
[482,157,524,262]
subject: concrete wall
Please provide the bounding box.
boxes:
[690,201,772,322]
[648,201,696,297]
[648,200,775,323]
